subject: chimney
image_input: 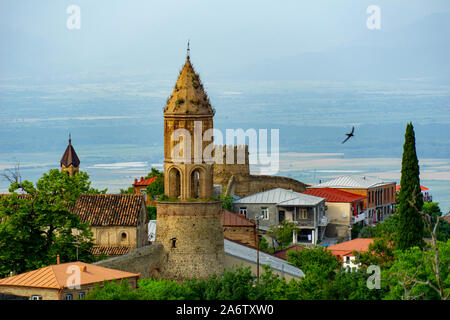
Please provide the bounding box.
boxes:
[134,178,138,184]
[140,177,144,182]
[57,254,60,265]
[80,265,87,272]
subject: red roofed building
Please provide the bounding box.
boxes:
[303,188,366,240]
[396,184,432,203]
[222,210,257,248]
[273,245,304,260]
[133,176,157,205]
[328,238,374,270]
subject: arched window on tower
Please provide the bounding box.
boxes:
[191,169,201,199]
[168,167,181,199]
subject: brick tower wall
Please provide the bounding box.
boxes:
[155,201,225,280]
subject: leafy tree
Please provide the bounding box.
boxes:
[268,221,295,248]
[221,195,233,211]
[147,206,157,220]
[397,122,424,250]
[120,186,134,194]
[0,169,98,276]
[287,246,340,280]
[384,240,450,300]
[355,237,396,268]
[258,236,272,253]
[145,168,164,200]
[423,202,450,242]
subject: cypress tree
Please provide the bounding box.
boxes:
[397,122,424,250]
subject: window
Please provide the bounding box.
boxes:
[299,208,307,219]
[278,210,285,223]
[78,292,85,300]
[65,294,73,300]
[121,232,127,240]
[30,295,42,300]
[239,207,247,216]
[261,207,269,220]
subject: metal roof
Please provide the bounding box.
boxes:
[310,175,395,189]
[276,195,324,207]
[224,239,304,278]
[234,188,323,206]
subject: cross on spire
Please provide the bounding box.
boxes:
[187,40,190,60]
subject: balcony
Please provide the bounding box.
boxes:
[352,211,367,224]
[318,216,329,226]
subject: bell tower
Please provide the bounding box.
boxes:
[155,47,224,280]
[60,134,80,177]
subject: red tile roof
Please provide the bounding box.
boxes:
[0,262,139,289]
[133,176,157,187]
[222,210,255,227]
[303,188,366,203]
[443,216,450,224]
[70,194,146,226]
[396,185,429,192]
[273,245,304,260]
[328,238,374,257]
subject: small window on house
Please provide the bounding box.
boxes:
[121,232,127,240]
[300,208,307,219]
[239,207,247,216]
[65,294,73,300]
[171,237,177,248]
[78,292,85,300]
[261,207,269,220]
[30,295,42,300]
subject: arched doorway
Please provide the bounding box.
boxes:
[191,169,201,199]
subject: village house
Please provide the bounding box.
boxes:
[233,188,328,245]
[303,188,366,241]
[133,176,157,206]
[327,238,374,270]
[309,175,396,225]
[0,261,140,300]
[222,209,257,248]
[70,194,148,257]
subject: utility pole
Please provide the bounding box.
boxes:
[255,214,260,281]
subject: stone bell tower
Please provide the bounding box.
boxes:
[155,47,225,280]
[60,134,80,177]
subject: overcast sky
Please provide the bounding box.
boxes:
[1,0,449,81]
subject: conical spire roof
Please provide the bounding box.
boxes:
[60,136,80,167]
[164,57,215,116]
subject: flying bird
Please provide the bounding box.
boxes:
[342,126,355,144]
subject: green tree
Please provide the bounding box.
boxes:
[221,195,233,211]
[268,221,295,248]
[0,169,98,276]
[384,240,450,300]
[423,202,450,242]
[145,168,164,200]
[397,122,424,250]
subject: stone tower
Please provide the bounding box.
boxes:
[60,134,80,177]
[155,51,225,280]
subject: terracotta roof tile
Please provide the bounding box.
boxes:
[70,194,145,226]
[133,176,157,187]
[328,238,374,257]
[0,262,139,289]
[303,188,366,203]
